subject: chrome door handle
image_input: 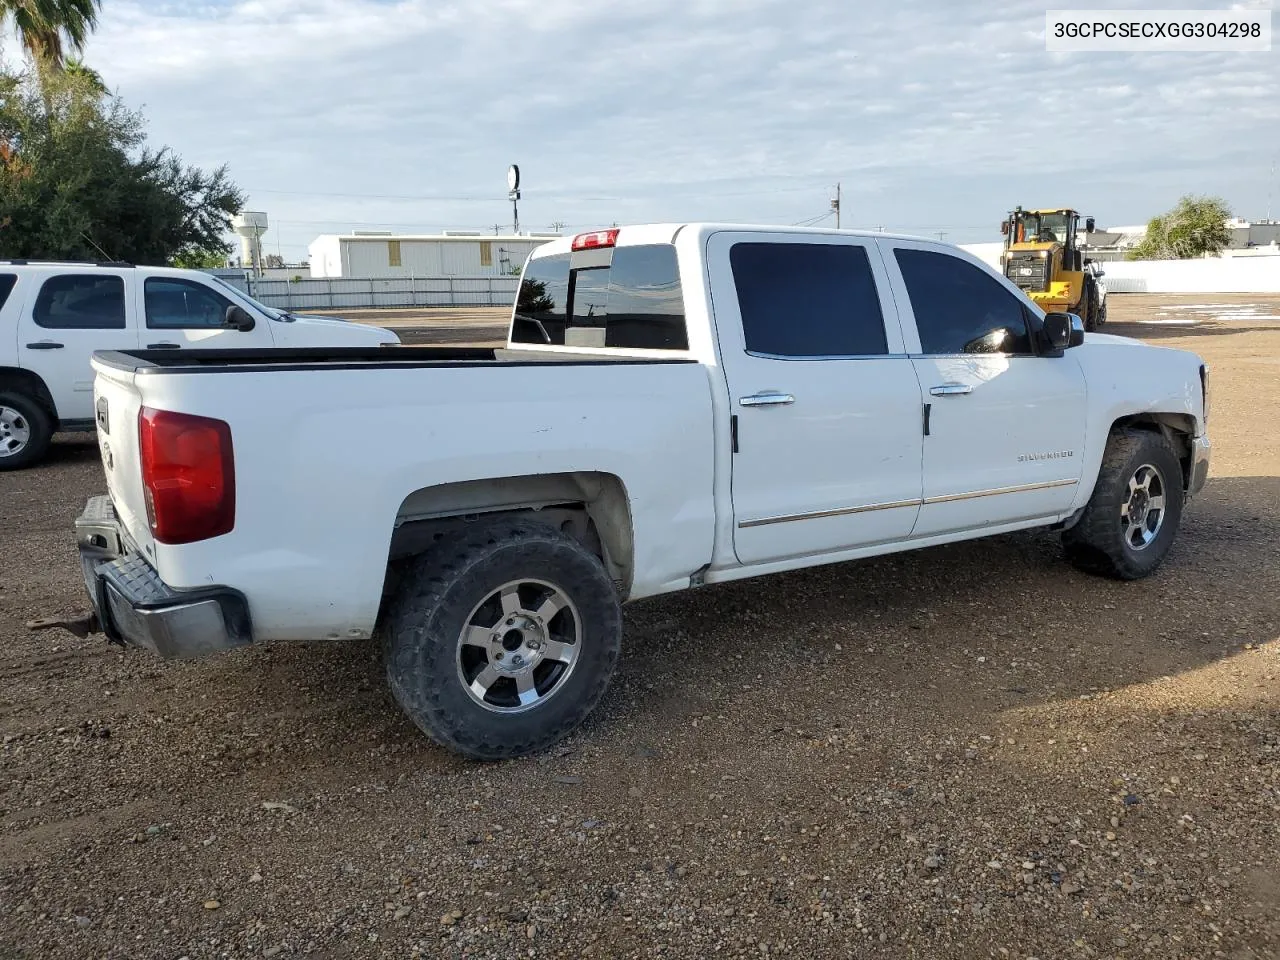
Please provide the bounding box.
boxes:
[739,392,795,407]
[929,384,973,397]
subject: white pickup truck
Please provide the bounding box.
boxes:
[64,224,1210,760]
[0,261,398,469]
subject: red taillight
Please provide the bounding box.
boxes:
[138,407,235,545]
[571,228,619,251]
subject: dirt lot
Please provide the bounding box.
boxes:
[1,294,1277,960]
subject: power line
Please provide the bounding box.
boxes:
[245,181,845,204]
[790,211,835,227]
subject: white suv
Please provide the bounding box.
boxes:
[0,261,399,469]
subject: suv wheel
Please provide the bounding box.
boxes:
[0,391,54,471]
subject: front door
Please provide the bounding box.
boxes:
[138,276,275,351]
[878,239,1087,539]
[15,271,141,424]
[709,231,924,566]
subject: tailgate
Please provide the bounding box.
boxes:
[90,355,155,559]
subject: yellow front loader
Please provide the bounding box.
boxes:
[1000,207,1105,331]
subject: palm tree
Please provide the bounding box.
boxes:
[64,56,105,93]
[2,0,101,69]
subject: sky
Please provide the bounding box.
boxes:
[6,0,1279,261]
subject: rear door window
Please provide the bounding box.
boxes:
[730,242,889,357]
[33,275,126,330]
[513,244,687,350]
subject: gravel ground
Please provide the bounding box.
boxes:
[1,294,1277,960]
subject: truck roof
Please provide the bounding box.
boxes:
[528,223,946,258]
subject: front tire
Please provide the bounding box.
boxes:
[1062,428,1184,580]
[0,391,54,471]
[381,520,622,760]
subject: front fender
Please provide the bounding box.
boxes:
[1070,337,1207,508]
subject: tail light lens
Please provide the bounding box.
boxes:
[138,407,235,544]
[571,229,619,251]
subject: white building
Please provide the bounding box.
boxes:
[307,231,559,279]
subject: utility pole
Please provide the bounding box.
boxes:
[936,231,947,242]
[491,224,502,236]
[549,220,566,233]
[830,182,841,228]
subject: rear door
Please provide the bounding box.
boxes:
[709,231,924,565]
[879,239,1087,537]
[138,275,275,351]
[16,271,141,424]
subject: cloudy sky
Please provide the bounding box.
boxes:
[9,0,1278,260]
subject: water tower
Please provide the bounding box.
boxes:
[232,211,269,276]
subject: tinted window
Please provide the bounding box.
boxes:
[0,274,16,311]
[513,253,570,345]
[512,244,687,350]
[894,249,1033,355]
[144,278,234,329]
[730,243,888,358]
[33,275,126,330]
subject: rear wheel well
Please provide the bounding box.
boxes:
[385,472,634,598]
[1110,413,1195,492]
[0,367,57,421]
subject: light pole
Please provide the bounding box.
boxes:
[507,165,521,235]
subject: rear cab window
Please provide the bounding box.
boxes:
[513,242,687,350]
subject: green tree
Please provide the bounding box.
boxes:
[170,249,229,270]
[0,66,244,265]
[63,56,105,93]
[2,0,101,68]
[1129,195,1233,260]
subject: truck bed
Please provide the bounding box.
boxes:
[92,345,697,374]
[88,344,718,642]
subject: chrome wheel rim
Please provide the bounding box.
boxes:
[456,578,581,713]
[1121,463,1166,551]
[0,406,31,458]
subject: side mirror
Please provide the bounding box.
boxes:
[1085,217,1096,233]
[1000,221,1010,236]
[1042,312,1085,352]
[224,305,256,332]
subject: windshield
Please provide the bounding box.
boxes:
[208,275,286,318]
[1013,212,1071,244]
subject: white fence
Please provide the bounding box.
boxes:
[224,276,521,310]
[1095,256,1280,294]
[959,244,1280,293]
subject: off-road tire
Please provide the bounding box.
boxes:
[381,519,622,760]
[0,390,54,471]
[1062,428,1184,580]
[1081,279,1100,332]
